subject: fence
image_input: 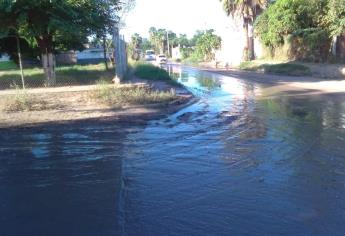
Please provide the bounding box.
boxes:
[0,36,127,90]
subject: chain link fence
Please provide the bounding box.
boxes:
[0,38,127,91]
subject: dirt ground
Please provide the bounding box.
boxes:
[0,80,194,128]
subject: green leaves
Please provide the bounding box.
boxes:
[195,29,222,61]
[255,0,330,48]
[327,0,345,36]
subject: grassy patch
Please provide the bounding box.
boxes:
[131,62,181,86]
[0,63,113,89]
[263,63,311,76]
[181,57,202,67]
[239,61,311,76]
[133,63,171,80]
[91,80,177,106]
[0,61,18,70]
[3,89,50,112]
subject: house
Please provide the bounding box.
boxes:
[0,53,10,62]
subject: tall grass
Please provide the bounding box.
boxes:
[3,87,49,112]
[133,63,171,81]
[131,62,181,86]
[91,80,176,106]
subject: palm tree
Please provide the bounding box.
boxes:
[220,0,269,61]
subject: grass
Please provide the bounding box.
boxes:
[91,80,177,106]
[130,62,181,86]
[3,88,50,112]
[132,62,170,80]
[0,63,113,89]
[0,61,18,70]
[239,61,311,76]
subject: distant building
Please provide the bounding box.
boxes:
[0,53,10,62]
[214,18,246,67]
[76,48,113,64]
[56,51,77,65]
[171,46,182,60]
[55,48,114,65]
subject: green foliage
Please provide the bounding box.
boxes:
[133,63,172,81]
[0,0,121,54]
[149,27,167,53]
[195,29,221,61]
[327,0,345,36]
[128,33,143,60]
[255,0,333,61]
[220,0,269,19]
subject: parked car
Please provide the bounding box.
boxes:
[144,50,156,61]
[156,54,167,64]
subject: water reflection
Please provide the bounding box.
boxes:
[121,66,345,236]
[0,123,137,236]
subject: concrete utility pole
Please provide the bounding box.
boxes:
[113,25,127,83]
[113,26,121,83]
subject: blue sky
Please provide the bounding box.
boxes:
[122,0,231,39]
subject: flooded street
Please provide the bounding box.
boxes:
[1,66,345,235]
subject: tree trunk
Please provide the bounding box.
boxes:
[103,35,109,70]
[248,21,255,60]
[243,20,250,61]
[243,21,255,61]
[37,35,56,86]
[16,37,25,89]
[41,52,56,87]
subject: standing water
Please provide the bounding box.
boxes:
[1,66,345,236]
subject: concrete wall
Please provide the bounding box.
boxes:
[0,54,10,62]
[214,17,245,67]
[56,52,77,65]
[172,46,182,60]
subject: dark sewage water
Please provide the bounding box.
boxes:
[1,66,345,236]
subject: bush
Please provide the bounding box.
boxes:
[255,0,331,62]
[133,63,171,81]
[91,81,177,106]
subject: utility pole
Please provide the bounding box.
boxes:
[113,26,121,83]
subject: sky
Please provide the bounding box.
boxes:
[122,0,232,39]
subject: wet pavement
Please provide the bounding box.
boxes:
[1,66,345,235]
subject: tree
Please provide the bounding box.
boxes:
[129,33,142,60]
[141,38,152,52]
[327,0,345,37]
[255,0,331,61]
[0,0,121,86]
[177,34,191,48]
[195,29,222,61]
[149,27,168,54]
[220,0,269,61]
